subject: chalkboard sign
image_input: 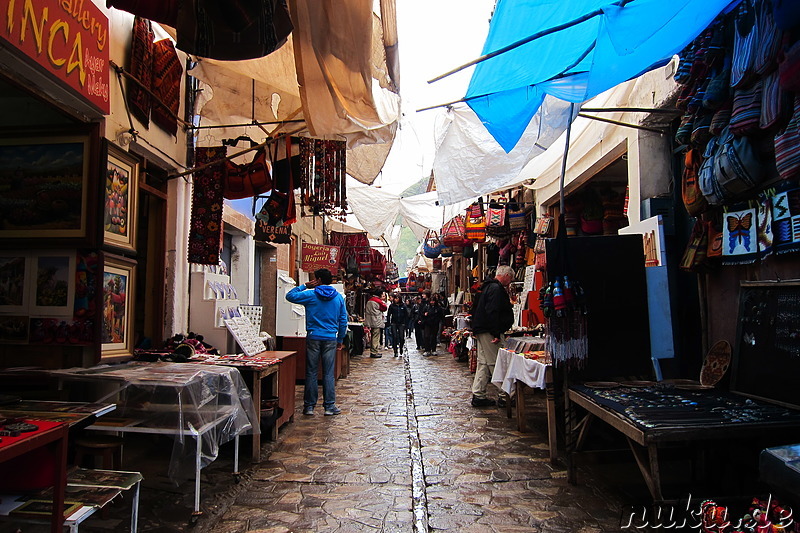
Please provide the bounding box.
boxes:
[731,281,800,410]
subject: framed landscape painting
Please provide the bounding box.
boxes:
[101,254,136,360]
[0,128,98,245]
[103,142,139,253]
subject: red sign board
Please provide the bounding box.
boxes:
[301,243,341,273]
[1,0,110,114]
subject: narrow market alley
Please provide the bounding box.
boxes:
[206,342,627,532]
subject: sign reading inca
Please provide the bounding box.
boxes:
[1,0,110,114]
[301,243,340,273]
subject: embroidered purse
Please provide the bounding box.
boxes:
[464,201,486,243]
[441,215,467,246]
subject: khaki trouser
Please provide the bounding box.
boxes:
[471,332,504,399]
[369,327,382,355]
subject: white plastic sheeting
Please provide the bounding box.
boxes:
[431,95,579,205]
[347,181,472,241]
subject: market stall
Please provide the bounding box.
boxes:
[52,362,257,517]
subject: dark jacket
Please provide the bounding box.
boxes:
[387,302,410,325]
[421,300,443,327]
[470,278,514,338]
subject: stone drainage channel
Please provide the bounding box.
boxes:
[403,351,430,533]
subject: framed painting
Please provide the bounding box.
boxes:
[0,126,99,245]
[30,252,75,316]
[103,142,139,253]
[0,254,30,313]
[101,254,137,359]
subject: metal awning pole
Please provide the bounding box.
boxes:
[559,103,577,214]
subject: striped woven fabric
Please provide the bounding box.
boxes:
[731,0,758,89]
[774,103,800,181]
[730,80,763,135]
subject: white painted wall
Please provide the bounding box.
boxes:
[527,61,680,223]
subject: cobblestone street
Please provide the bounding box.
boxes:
[204,340,630,532]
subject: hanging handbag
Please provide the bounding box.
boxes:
[441,215,467,246]
[774,96,800,181]
[680,218,710,272]
[753,0,782,77]
[485,200,509,236]
[422,230,443,259]
[710,102,732,136]
[462,243,475,259]
[713,126,765,200]
[699,136,725,206]
[760,70,789,131]
[224,148,273,199]
[507,202,527,232]
[729,80,763,136]
[731,0,758,89]
[778,38,800,92]
[774,0,800,30]
[464,200,486,243]
[682,148,709,216]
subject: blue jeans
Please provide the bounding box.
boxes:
[304,339,337,409]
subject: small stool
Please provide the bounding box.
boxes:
[73,434,124,469]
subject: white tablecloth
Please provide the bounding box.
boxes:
[491,348,549,395]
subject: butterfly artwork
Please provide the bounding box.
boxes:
[727,212,753,253]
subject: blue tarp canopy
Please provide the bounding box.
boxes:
[465,0,736,152]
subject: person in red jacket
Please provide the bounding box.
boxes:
[364,289,387,358]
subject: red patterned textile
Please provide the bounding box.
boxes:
[151,39,182,136]
[128,17,154,126]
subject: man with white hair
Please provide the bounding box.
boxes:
[469,265,515,407]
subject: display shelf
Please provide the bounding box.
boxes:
[189,271,240,353]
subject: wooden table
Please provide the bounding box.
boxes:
[0,421,68,533]
[491,348,557,462]
[280,336,347,381]
[567,386,800,501]
[195,351,297,462]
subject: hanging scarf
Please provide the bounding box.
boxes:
[188,147,226,265]
[721,202,758,265]
[542,214,588,370]
[771,181,800,255]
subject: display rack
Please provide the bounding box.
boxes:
[223,316,266,356]
[189,271,241,353]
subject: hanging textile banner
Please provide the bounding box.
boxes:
[254,221,291,244]
[301,243,341,272]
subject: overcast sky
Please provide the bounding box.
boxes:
[372,0,495,193]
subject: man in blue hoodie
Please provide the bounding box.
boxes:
[285,268,348,416]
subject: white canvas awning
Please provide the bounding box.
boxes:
[186,0,400,184]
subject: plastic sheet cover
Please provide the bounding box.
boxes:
[465,0,734,151]
[53,362,258,483]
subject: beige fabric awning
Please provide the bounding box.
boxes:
[187,0,400,184]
